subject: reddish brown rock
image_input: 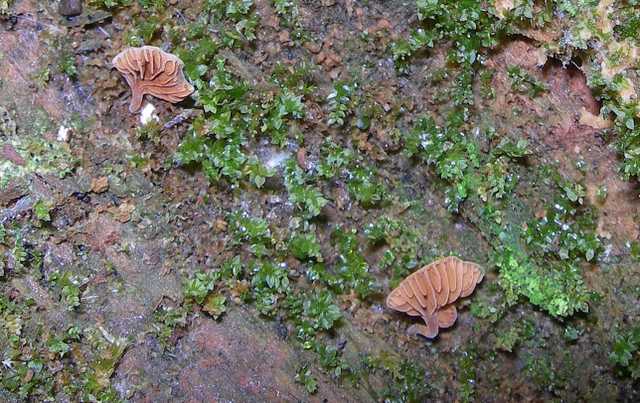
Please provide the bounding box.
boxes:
[1,143,25,166]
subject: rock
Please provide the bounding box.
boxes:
[58,0,83,17]
[1,143,25,166]
[0,182,27,207]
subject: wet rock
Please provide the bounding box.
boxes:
[114,312,372,402]
[0,195,33,223]
[58,0,83,17]
[1,143,25,166]
[0,182,27,208]
[59,9,111,27]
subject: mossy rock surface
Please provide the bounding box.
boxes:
[1,0,639,401]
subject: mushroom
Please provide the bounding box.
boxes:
[386,256,483,339]
[112,46,194,113]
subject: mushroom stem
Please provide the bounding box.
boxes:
[129,89,144,113]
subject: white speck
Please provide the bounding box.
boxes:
[57,126,71,142]
[140,103,159,125]
[265,151,290,169]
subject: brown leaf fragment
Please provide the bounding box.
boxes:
[110,201,135,223]
[579,108,613,129]
[304,42,322,54]
[214,219,228,232]
[90,176,109,193]
[112,46,194,113]
[278,30,291,44]
[386,256,483,339]
[296,147,308,170]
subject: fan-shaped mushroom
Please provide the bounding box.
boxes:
[112,46,194,113]
[386,256,483,339]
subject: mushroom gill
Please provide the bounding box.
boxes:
[112,46,194,113]
[386,256,483,339]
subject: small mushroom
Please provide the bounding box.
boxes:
[386,256,483,339]
[112,46,194,113]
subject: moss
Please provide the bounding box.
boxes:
[327,81,356,127]
[151,304,188,351]
[523,351,574,395]
[479,68,496,99]
[88,0,131,9]
[183,270,219,305]
[138,0,166,10]
[315,343,350,379]
[507,65,547,97]
[458,349,477,402]
[404,107,602,318]
[205,0,258,46]
[492,229,594,317]
[331,228,376,299]
[202,293,227,319]
[615,3,640,44]
[262,88,305,147]
[0,114,76,188]
[391,0,503,101]
[303,290,342,331]
[271,61,317,95]
[51,271,82,311]
[0,0,13,14]
[174,59,258,185]
[281,289,342,349]
[494,320,535,352]
[18,0,634,399]
[283,159,328,219]
[295,364,318,394]
[403,115,481,212]
[610,324,640,379]
[318,139,354,179]
[363,352,431,403]
[0,291,127,401]
[272,0,307,42]
[288,232,323,261]
[32,199,52,224]
[175,56,304,185]
[364,216,402,245]
[346,166,388,208]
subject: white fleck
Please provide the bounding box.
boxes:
[264,151,290,169]
[57,126,71,142]
[140,103,159,125]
